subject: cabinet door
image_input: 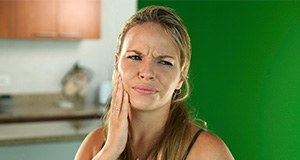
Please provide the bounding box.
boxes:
[13,0,57,38]
[58,0,100,39]
[0,0,11,37]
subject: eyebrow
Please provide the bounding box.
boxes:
[126,50,142,55]
[126,50,175,59]
[158,55,175,59]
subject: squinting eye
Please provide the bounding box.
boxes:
[159,60,173,66]
[127,55,142,61]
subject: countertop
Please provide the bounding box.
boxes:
[0,94,105,145]
[0,94,105,123]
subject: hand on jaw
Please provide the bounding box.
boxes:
[93,74,129,160]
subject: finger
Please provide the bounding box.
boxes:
[120,91,129,117]
[111,71,120,100]
[111,73,120,112]
[112,76,123,114]
[110,79,118,111]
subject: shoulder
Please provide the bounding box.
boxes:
[186,126,234,160]
[75,128,105,160]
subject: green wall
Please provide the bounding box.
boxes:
[139,1,300,159]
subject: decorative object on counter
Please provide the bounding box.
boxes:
[98,80,112,105]
[62,63,92,107]
[0,95,15,114]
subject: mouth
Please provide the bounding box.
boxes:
[132,85,158,95]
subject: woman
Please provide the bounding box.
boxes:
[75,6,234,160]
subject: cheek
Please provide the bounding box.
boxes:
[118,62,133,91]
[119,57,139,76]
[120,77,127,90]
[118,61,129,78]
[165,71,182,89]
[117,58,127,77]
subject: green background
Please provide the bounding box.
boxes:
[139,1,300,159]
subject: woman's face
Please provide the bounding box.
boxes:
[116,22,183,111]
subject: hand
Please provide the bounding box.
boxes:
[94,74,129,160]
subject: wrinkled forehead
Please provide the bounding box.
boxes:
[121,22,180,59]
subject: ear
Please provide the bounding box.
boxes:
[176,80,184,90]
[176,69,188,89]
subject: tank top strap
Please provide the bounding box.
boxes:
[182,128,204,160]
[101,141,105,149]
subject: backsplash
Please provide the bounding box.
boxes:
[0,0,137,104]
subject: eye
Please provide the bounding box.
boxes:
[158,60,173,66]
[127,55,142,61]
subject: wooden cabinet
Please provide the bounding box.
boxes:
[57,0,100,39]
[0,0,11,37]
[0,0,100,39]
[13,0,57,38]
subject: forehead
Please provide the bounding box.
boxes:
[122,22,179,58]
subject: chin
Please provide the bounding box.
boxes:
[130,99,150,109]
[129,96,157,111]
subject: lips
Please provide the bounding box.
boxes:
[132,85,157,95]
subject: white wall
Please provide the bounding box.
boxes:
[0,0,137,104]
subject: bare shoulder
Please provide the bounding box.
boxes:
[187,126,234,160]
[75,128,105,160]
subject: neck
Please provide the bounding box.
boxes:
[129,106,169,140]
[128,105,170,159]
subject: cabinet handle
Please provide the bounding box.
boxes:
[35,32,57,38]
[59,32,81,38]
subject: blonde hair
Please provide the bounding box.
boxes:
[103,6,194,159]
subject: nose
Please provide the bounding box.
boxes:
[138,60,155,80]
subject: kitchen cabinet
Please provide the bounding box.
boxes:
[0,0,100,39]
[0,0,11,37]
[57,0,100,39]
[13,0,57,38]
